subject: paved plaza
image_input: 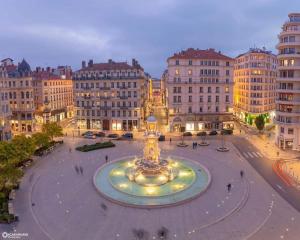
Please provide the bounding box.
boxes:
[1,137,300,240]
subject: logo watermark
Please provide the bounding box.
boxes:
[2,232,28,239]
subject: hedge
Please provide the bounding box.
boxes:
[76,141,115,152]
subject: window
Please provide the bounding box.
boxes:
[208,96,211,102]
[208,87,211,93]
[225,86,229,93]
[188,69,192,75]
[216,87,220,93]
[189,87,192,93]
[175,69,179,75]
[188,96,192,102]
[199,96,203,102]
[216,106,219,112]
[226,62,230,67]
[225,95,230,103]
[288,128,294,134]
[280,127,284,133]
[226,70,230,76]
[199,107,203,112]
[216,96,219,102]
[175,60,179,65]
[188,60,192,65]
[188,106,192,113]
[199,87,203,93]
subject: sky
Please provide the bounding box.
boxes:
[0,0,299,77]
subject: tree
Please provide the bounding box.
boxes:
[11,135,36,163]
[32,132,51,149]
[42,122,63,141]
[255,115,265,132]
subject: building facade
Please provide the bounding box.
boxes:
[73,59,149,131]
[0,66,12,140]
[275,13,300,150]
[234,48,277,125]
[33,66,73,125]
[166,48,234,132]
[3,59,35,134]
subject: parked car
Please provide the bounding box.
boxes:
[84,132,96,139]
[158,135,166,141]
[121,132,133,139]
[95,132,106,137]
[107,133,119,138]
[82,131,94,136]
[183,132,193,136]
[221,129,233,135]
[209,130,218,135]
[197,131,207,136]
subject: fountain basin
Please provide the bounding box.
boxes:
[94,156,211,208]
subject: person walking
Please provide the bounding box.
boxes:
[240,170,244,179]
[105,155,108,163]
[79,166,83,175]
[227,183,232,192]
[169,138,172,143]
[75,165,79,174]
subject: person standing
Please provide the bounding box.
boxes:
[105,155,108,163]
[240,170,244,179]
[227,183,232,192]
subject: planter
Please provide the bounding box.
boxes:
[76,141,116,152]
[198,142,210,146]
[216,147,230,152]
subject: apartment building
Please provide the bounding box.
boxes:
[73,59,149,131]
[275,13,300,150]
[0,65,12,140]
[165,48,234,132]
[33,66,73,124]
[234,48,277,125]
[3,59,35,133]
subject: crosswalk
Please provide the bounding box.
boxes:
[242,151,264,159]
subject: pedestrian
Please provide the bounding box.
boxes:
[105,155,108,163]
[227,183,231,192]
[240,129,242,134]
[169,138,172,143]
[240,170,244,179]
[69,147,72,153]
[75,165,79,174]
[79,166,83,175]
[195,142,198,148]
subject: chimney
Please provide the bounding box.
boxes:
[88,59,93,67]
[132,58,137,66]
[108,59,113,64]
[82,61,86,68]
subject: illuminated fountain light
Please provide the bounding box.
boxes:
[178,170,191,177]
[146,187,156,195]
[119,183,128,189]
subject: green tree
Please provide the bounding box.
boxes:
[255,115,265,132]
[42,122,63,141]
[11,135,36,163]
[32,132,51,149]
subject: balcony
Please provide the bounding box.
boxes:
[119,96,128,99]
[277,65,300,70]
[99,96,111,100]
[119,86,128,89]
[276,99,300,105]
[276,88,300,94]
[277,53,300,59]
[276,110,300,116]
[100,106,111,110]
[276,77,300,82]
[100,87,111,90]
[276,41,300,49]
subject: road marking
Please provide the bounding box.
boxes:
[247,152,254,158]
[252,152,259,157]
[257,152,263,157]
[243,152,249,158]
[276,184,286,192]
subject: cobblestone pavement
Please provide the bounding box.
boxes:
[0,137,299,240]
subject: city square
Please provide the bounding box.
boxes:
[0,134,299,240]
[1,1,300,240]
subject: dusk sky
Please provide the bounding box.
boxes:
[0,0,299,77]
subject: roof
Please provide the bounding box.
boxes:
[147,115,157,123]
[1,58,13,62]
[78,61,143,72]
[236,47,276,58]
[168,48,233,61]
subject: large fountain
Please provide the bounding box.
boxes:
[94,116,211,207]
